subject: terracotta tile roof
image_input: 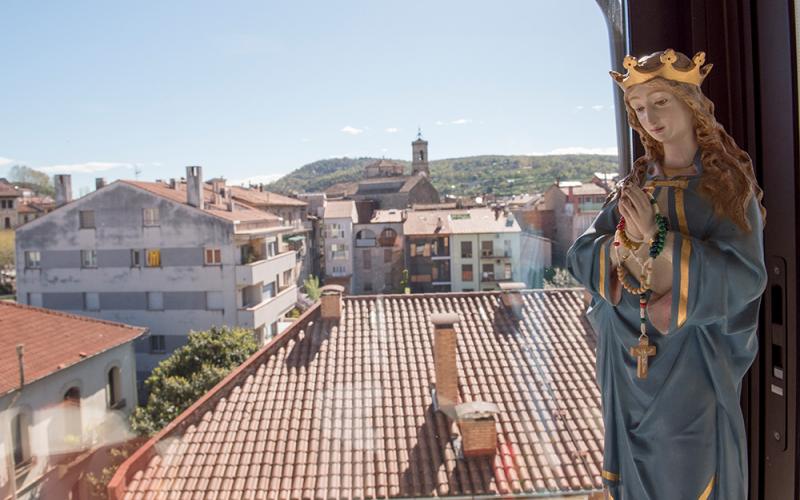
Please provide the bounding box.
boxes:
[122,180,281,225]
[558,183,608,196]
[404,207,521,235]
[326,175,425,198]
[0,179,21,197]
[370,209,405,223]
[229,186,307,207]
[323,199,357,220]
[110,289,604,499]
[0,302,147,396]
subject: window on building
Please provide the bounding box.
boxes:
[206,291,224,310]
[143,207,160,226]
[24,250,40,268]
[267,240,278,257]
[3,217,9,229]
[79,210,95,229]
[482,241,494,257]
[149,335,166,353]
[379,227,397,246]
[330,243,348,260]
[147,291,163,310]
[205,248,222,265]
[504,239,512,257]
[364,282,373,292]
[27,293,42,307]
[146,249,161,267]
[504,262,512,280]
[131,249,141,267]
[107,366,124,409]
[461,241,473,258]
[11,412,31,469]
[283,269,292,287]
[84,292,100,311]
[482,263,494,280]
[81,249,97,268]
[263,281,276,300]
[462,264,473,281]
[363,249,371,269]
[63,387,82,441]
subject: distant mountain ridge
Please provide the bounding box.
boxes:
[265,154,619,198]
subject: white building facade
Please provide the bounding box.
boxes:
[15,168,299,382]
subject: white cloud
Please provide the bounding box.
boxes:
[37,162,136,174]
[533,146,618,156]
[231,173,285,186]
[385,127,399,133]
[575,105,585,111]
[0,157,15,167]
[592,105,605,111]
[450,118,472,125]
[340,126,364,135]
[435,120,445,126]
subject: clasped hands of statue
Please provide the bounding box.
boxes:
[617,183,657,243]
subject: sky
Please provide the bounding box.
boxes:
[0,1,618,195]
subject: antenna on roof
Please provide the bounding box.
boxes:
[417,127,423,140]
[134,164,142,179]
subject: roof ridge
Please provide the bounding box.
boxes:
[0,300,146,332]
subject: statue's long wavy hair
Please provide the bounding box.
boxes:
[610,51,766,232]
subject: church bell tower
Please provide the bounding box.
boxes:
[411,129,430,177]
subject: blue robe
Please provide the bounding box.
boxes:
[567,152,767,500]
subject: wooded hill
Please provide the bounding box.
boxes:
[264,154,619,198]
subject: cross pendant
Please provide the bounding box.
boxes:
[630,336,657,379]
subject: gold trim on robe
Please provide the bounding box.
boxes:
[602,470,620,481]
[599,237,607,300]
[698,475,715,499]
[674,187,692,328]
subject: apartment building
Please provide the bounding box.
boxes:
[403,206,522,293]
[351,207,406,294]
[320,199,358,292]
[15,167,299,380]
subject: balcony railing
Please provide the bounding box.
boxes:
[237,284,297,329]
[235,250,296,286]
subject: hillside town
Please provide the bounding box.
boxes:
[0,134,617,500]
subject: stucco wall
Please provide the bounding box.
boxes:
[0,342,138,499]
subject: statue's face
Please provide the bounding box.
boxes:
[626,81,694,145]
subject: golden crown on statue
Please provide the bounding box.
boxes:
[609,48,713,90]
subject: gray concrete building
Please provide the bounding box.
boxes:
[15,167,299,384]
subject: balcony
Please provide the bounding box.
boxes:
[480,251,512,259]
[238,284,298,329]
[236,250,296,286]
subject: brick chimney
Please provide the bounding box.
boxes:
[454,401,500,458]
[186,166,203,208]
[54,174,72,207]
[431,312,460,412]
[95,178,106,190]
[498,281,526,319]
[320,284,345,320]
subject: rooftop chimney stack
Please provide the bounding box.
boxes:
[455,401,500,458]
[320,284,345,320]
[225,188,234,211]
[498,282,526,319]
[95,178,106,190]
[54,174,72,207]
[16,344,24,388]
[169,178,177,190]
[186,166,203,208]
[431,312,460,412]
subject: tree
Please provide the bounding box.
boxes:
[543,267,581,289]
[303,274,321,300]
[8,165,55,197]
[130,326,258,436]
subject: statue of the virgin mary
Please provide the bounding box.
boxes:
[567,49,768,499]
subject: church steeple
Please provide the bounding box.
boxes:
[411,129,429,177]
